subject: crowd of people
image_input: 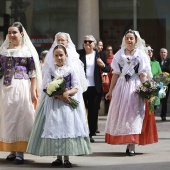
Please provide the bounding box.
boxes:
[0,22,169,167]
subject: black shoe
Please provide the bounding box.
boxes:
[13,156,24,164]
[161,117,166,121]
[64,160,72,168]
[90,136,95,143]
[51,159,63,166]
[126,149,129,154]
[6,154,16,161]
[128,151,135,156]
[96,130,100,133]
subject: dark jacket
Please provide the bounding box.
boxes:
[77,49,110,93]
[158,58,170,73]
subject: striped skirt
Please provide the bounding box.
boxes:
[27,98,92,156]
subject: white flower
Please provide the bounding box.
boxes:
[56,77,64,85]
[46,79,59,95]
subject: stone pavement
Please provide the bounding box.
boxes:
[0,114,170,170]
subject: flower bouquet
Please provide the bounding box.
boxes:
[154,72,170,86]
[43,77,79,109]
[136,80,159,113]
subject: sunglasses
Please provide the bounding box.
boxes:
[84,40,94,44]
[148,49,154,52]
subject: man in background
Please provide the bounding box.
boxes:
[158,48,170,121]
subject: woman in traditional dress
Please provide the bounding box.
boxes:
[42,32,88,92]
[0,22,42,164]
[27,43,92,168]
[105,30,158,156]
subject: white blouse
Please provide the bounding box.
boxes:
[86,51,95,86]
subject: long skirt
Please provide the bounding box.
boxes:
[105,101,158,145]
[27,98,92,156]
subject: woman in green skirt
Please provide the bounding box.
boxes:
[27,39,92,168]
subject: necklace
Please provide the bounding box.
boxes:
[126,48,135,54]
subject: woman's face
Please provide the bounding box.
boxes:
[97,41,103,52]
[8,26,23,46]
[147,46,153,58]
[57,34,68,47]
[53,48,67,67]
[83,37,95,52]
[125,33,136,49]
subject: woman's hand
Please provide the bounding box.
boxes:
[97,58,105,68]
[105,91,112,100]
[54,88,78,104]
[30,77,37,103]
[54,94,70,103]
[62,91,71,103]
[54,89,70,104]
[31,89,37,103]
[139,73,147,83]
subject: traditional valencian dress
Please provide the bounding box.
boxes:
[0,45,36,152]
[105,47,158,145]
[27,64,92,156]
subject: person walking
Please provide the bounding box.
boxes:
[77,35,110,142]
[105,30,158,156]
[0,22,42,164]
[27,44,92,168]
[51,32,88,92]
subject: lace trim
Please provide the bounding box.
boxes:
[0,137,29,143]
[0,45,32,58]
[29,70,36,78]
[52,65,72,79]
[41,134,89,139]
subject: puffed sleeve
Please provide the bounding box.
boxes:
[71,68,79,90]
[111,50,122,75]
[137,50,152,77]
[27,57,36,78]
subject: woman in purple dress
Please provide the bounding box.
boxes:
[0,22,41,164]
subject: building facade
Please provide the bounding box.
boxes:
[0,0,170,57]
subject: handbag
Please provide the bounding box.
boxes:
[100,70,110,93]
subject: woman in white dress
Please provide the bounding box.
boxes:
[42,32,88,92]
[0,22,42,164]
[27,44,91,168]
[105,30,157,156]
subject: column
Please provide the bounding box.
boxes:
[77,0,99,49]
[25,0,34,34]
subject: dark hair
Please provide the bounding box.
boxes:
[10,22,23,33]
[97,39,103,45]
[53,44,67,55]
[145,44,156,61]
[125,29,137,39]
[104,44,113,51]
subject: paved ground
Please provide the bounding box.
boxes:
[0,111,169,170]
